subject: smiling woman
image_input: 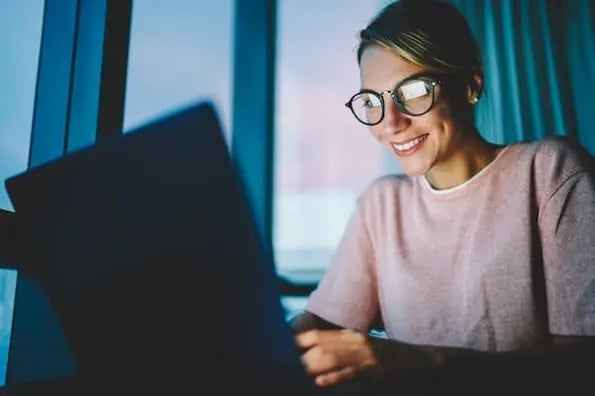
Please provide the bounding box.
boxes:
[355,43,499,184]
[290,0,595,392]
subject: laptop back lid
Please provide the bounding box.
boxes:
[6,102,314,393]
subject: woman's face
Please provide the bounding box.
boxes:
[359,44,468,177]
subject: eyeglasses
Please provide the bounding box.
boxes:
[345,76,443,126]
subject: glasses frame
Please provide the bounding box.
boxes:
[345,75,444,126]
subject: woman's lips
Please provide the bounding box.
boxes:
[391,134,428,156]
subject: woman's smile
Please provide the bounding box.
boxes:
[390,133,429,156]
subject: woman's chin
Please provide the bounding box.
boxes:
[399,162,431,177]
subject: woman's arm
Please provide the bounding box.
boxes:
[292,311,595,392]
[369,333,595,392]
[290,310,385,334]
[289,310,344,333]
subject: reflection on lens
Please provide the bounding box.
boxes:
[397,79,433,116]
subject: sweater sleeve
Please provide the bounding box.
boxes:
[538,151,595,335]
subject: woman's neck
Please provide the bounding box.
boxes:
[425,130,504,190]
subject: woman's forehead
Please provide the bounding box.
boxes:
[359,45,425,89]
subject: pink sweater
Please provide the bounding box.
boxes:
[306,137,595,351]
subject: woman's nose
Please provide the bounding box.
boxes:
[381,96,410,134]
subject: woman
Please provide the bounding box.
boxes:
[291,0,595,392]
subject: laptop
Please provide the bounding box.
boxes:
[4,102,319,394]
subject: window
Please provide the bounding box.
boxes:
[123,0,234,141]
[0,0,44,385]
[274,1,398,288]
[0,1,44,211]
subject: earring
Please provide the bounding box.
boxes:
[470,96,478,104]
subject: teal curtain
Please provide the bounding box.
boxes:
[448,0,594,154]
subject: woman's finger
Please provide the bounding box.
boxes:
[295,329,320,349]
[315,365,357,387]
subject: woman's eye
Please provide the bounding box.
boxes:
[362,95,381,108]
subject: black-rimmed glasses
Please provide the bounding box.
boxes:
[345,76,443,126]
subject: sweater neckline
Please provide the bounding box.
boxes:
[418,145,515,199]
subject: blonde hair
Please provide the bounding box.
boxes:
[357,0,482,78]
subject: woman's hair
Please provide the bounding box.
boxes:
[357,0,482,93]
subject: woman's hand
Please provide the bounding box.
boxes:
[295,329,381,387]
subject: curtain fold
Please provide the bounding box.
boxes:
[448,0,594,154]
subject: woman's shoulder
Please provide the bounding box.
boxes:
[514,136,591,164]
[511,135,594,191]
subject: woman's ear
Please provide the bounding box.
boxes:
[467,68,483,104]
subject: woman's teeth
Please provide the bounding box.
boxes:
[392,135,427,151]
